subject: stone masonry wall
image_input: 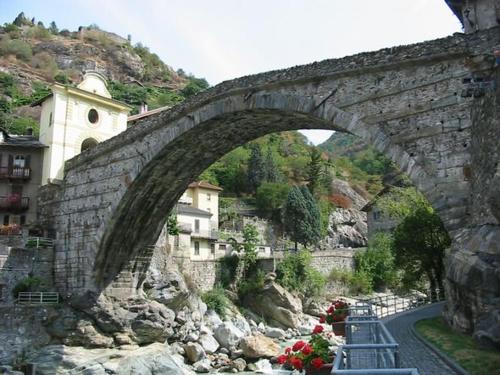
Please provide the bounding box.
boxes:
[173,249,358,291]
[0,246,54,305]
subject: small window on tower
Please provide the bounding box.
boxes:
[88,109,99,124]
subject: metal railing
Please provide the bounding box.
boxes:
[191,228,219,240]
[0,196,29,211]
[17,292,59,304]
[331,355,420,374]
[25,237,54,249]
[359,291,444,319]
[0,167,31,179]
[342,320,400,369]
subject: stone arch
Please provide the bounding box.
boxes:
[93,91,440,288]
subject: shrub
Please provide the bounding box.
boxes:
[202,287,230,318]
[355,232,397,291]
[328,194,352,209]
[12,276,42,298]
[0,37,33,62]
[54,72,70,84]
[26,25,51,40]
[238,269,266,300]
[349,271,373,295]
[276,250,326,297]
[31,52,58,79]
[219,254,239,288]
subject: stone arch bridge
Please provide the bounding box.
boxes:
[39,28,499,341]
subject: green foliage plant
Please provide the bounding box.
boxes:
[202,286,230,319]
[276,250,325,297]
[12,276,42,298]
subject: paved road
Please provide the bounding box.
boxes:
[383,302,458,375]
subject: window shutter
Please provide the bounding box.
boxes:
[7,155,13,174]
[24,155,30,168]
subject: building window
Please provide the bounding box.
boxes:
[3,215,9,225]
[81,138,98,152]
[211,243,215,254]
[88,109,99,124]
[194,219,200,233]
[207,193,211,201]
[13,155,25,168]
[0,284,4,301]
[259,247,265,253]
[194,241,200,255]
[373,211,381,220]
[219,244,226,251]
[20,215,26,225]
[49,112,52,126]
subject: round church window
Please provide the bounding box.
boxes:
[88,109,99,124]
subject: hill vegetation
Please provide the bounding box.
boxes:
[0,12,208,135]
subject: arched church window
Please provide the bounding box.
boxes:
[88,109,99,124]
[81,138,99,152]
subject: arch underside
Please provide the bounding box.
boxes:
[94,100,457,289]
[95,109,345,286]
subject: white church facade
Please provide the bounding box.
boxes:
[37,71,131,184]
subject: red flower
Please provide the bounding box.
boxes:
[311,357,325,369]
[292,340,306,351]
[301,344,313,355]
[285,347,291,354]
[327,305,334,314]
[319,315,326,324]
[290,357,304,371]
[312,325,324,334]
[277,355,288,364]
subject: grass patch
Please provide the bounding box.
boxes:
[415,317,500,375]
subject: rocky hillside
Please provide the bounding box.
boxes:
[0,12,209,135]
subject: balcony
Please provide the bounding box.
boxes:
[0,167,31,180]
[191,229,219,240]
[0,196,30,212]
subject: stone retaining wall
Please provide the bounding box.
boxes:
[174,248,360,291]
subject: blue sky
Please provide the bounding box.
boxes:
[0,1,462,144]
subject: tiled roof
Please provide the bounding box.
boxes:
[188,181,223,191]
[0,129,47,148]
[177,204,212,217]
[127,106,171,122]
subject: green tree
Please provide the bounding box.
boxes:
[247,144,265,192]
[355,232,397,291]
[229,224,259,291]
[276,250,325,296]
[307,148,323,195]
[264,147,280,182]
[166,213,179,236]
[255,182,290,219]
[13,12,31,27]
[378,187,450,298]
[49,21,58,35]
[284,186,321,250]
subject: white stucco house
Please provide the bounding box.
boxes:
[167,181,272,260]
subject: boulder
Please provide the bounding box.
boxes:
[198,333,219,354]
[239,334,281,359]
[232,358,247,372]
[27,343,195,375]
[264,326,286,339]
[130,300,175,344]
[214,322,245,349]
[184,342,206,363]
[192,358,212,373]
[243,282,302,328]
